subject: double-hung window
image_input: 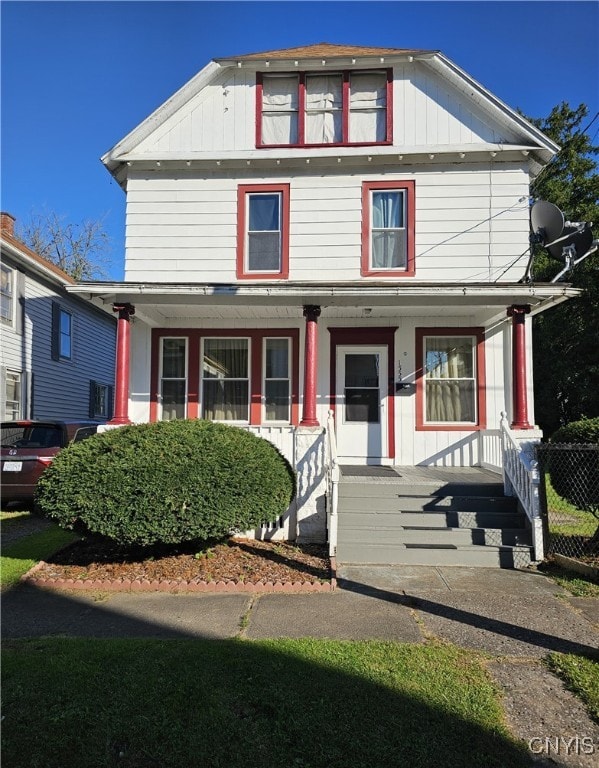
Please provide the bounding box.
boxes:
[4,370,22,420]
[362,181,415,276]
[160,338,187,420]
[416,329,486,430]
[237,184,290,279]
[258,69,391,147]
[264,338,291,422]
[202,338,249,422]
[51,302,73,361]
[1,264,14,327]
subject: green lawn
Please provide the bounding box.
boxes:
[1,637,529,768]
[544,477,598,538]
[1,525,78,590]
[546,653,599,722]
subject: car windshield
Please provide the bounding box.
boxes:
[1,425,63,449]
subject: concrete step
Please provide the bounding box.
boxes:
[339,481,506,498]
[335,542,533,568]
[337,526,532,547]
[338,494,518,513]
[337,510,527,529]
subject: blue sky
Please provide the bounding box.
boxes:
[2,0,598,280]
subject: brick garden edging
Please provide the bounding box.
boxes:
[20,557,338,594]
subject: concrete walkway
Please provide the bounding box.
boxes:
[3,565,598,766]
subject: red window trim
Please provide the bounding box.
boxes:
[415,327,487,432]
[328,326,397,460]
[256,69,393,149]
[361,180,415,277]
[236,184,290,280]
[150,328,300,426]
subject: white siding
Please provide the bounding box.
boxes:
[134,62,519,155]
[124,163,530,283]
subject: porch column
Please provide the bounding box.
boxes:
[109,303,135,425]
[508,304,532,430]
[300,304,321,427]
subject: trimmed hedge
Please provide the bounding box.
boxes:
[548,417,599,513]
[35,420,296,546]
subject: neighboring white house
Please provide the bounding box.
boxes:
[0,213,116,422]
[67,43,579,549]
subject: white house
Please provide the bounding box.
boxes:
[68,43,579,564]
[1,213,116,422]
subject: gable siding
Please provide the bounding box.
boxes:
[134,62,519,155]
[124,162,529,284]
[0,265,116,421]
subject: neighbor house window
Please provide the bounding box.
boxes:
[4,370,22,420]
[257,69,391,147]
[160,338,187,420]
[51,302,73,360]
[415,329,486,430]
[89,381,113,419]
[1,264,14,326]
[237,184,290,279]
[361,181,415,276]
[202,338,249,422]
[264,338,291,422]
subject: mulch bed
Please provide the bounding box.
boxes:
[26,536,333,592]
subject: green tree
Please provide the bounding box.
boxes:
[17,210,111,281]
[527,103,599,435]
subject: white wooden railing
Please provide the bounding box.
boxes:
[500,412,544,561]
[325,410,340,557]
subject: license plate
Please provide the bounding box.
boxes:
[3,461,22,472]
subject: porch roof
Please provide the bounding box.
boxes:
[66,281,580,327]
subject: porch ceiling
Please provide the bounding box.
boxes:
[66,281,580,327]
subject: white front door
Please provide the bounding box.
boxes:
[335,346,388,462]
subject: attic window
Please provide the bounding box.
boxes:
[257,69,392,147]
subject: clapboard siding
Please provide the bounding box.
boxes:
[135,62,518,154]
[0,261,116,421]
[124,162,529,283]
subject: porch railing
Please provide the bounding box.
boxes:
[500,412,544,560]
[325,410,340,557]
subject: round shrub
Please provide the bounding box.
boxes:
[548,417,599,512]
[35,420,296,546]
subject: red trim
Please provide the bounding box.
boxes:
[508,305,532,430]
[150,328,300,427]
[361,180,415,277]
[328,327,397,460]
[236,184,290,280]
[415,328,487,432]
[109,304,135,425]
[256,68,393,148]
[300,306,321,426]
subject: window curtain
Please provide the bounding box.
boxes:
[425,338,475,423]
[203,339,249,421]
[349,72,387,142]
[262,76,298,144]
[305,75,343,143]
[265,339,290,421]
[372,191,405,268]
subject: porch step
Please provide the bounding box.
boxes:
[335,477,533,568]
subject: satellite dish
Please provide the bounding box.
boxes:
[522,200,598,283]
[530,200,564,247]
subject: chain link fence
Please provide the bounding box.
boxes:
[536,444,599,565]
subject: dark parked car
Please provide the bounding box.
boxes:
[1,420,102,505]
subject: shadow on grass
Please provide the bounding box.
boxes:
[1,585,531,768]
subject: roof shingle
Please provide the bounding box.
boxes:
[218,42,435,61]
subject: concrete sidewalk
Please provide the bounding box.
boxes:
[3,565,597,658]
[3,565,598,766]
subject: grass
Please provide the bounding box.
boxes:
[538,562,599,597]
[1,637,530,768]
[1,525,78,589]
[544,477,598,538]
[546,653,599,723]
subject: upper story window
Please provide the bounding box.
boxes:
[257,69,391,147]
[361,180,415,277]
[51,301,73,361]
[237,184,290,279]
[1,264,14,327]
